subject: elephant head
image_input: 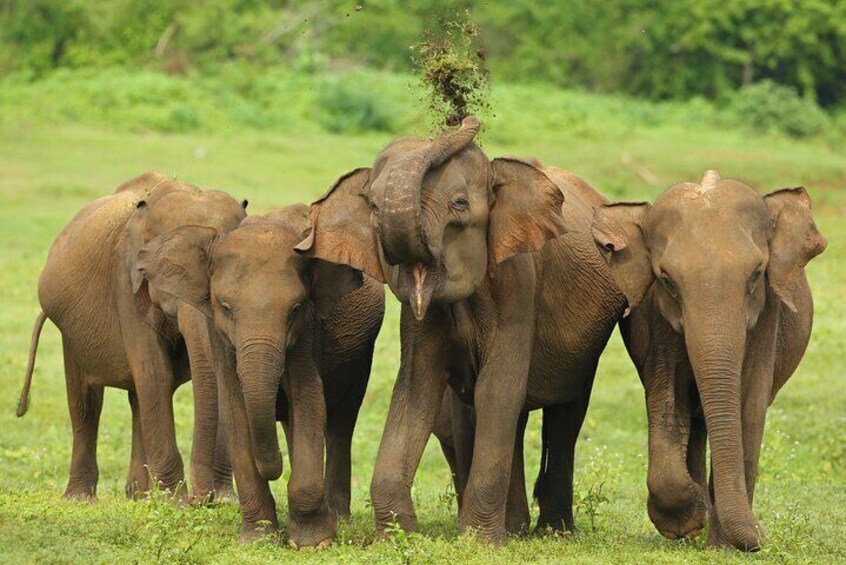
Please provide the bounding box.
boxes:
[296,116,566,319]
[134,203,362,481]
[123,175,248,315]
[592,171,827,550]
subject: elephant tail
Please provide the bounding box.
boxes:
[17,310,48,417]
[532,412,550,500]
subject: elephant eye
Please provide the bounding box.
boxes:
[218,299,234,318]
[450,194,470,212]
[366,195,379,214]
[660,272,679,299]
[748,266,763,294]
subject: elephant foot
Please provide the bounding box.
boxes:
[535,513,577,536]
[288,538,332,550]
[214,486,239,505]
[240,522,279,543]
[505,512,530,537]
[648,488,707,541]
[287,504,336,549]
[459,520,507,546]
[213,474,237,501]
[63,488,97,502]
[706,513,763,552]
[125,479,149,500]
[326,496,351,523]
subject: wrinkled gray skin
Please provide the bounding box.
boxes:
[19,173,245,501]
[592,171,827,551]
[136,204,384,548]
[297,117,628,543]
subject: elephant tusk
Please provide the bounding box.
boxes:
[413,263,427,315]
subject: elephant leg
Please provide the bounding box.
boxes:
[457,298,534,544]
[536,398,590,533]
[504,411,530,536]
[449,388,475,510]
[125,334,184,496]
[644,352,707,541]
[125,390,150,498]
[178,305,219,502]
[325,366,369,522]
[284,338,334,549]
[459,372,527,543]
[63,344,103,501]
[432,392,461,515]
[324,412,354,522]
[214,341,278,541]
[371,308,450,535]
[686,416,707,491]
[212,397,236,503]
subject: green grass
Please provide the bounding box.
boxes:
[0,70,844,564]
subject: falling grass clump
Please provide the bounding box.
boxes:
[412,10,491,131]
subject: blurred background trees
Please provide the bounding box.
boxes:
[1,0,843,137]
[2,0,843,105]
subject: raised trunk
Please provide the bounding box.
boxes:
[379,116,481,266]
[237,339,284,481]
[684,311,761,551]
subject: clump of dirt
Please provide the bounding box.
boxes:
[412,10,491,130]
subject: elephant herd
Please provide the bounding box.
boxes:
[18,116,826,552]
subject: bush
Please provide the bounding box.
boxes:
[314,73,399,134]
[730,80,829,138]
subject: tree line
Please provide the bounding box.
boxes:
[2,0,844,107]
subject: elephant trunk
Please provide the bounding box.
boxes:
[237,338,285,481]
[684,309,761,551]
[379,115,481,266]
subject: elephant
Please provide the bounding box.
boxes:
[17,172,246,501]
[591,171,827,551]
[134,203,385,548]
[295,116,630,543]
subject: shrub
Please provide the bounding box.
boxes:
[730,80,829,138]
[314,74,398,134]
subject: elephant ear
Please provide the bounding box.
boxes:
[277,201,366,320]
[592,202,652,316]
[135,225,219,318]
[488,158,567,266]
[764,187,827,313]
[308,261,365,320]
[125,200,150,294]
[294,167,385,283]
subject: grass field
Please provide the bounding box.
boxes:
[0,71,844,564]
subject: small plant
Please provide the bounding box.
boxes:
[437,478,457,514]
[575,482,609,532]
[411,9,491,130]
[384,514,416,565]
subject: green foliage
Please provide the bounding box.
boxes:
[2,1,845,107]
[0,67,420,135]
[730,80,829,138]
[621,0,846,106]
[314,72,400,134]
